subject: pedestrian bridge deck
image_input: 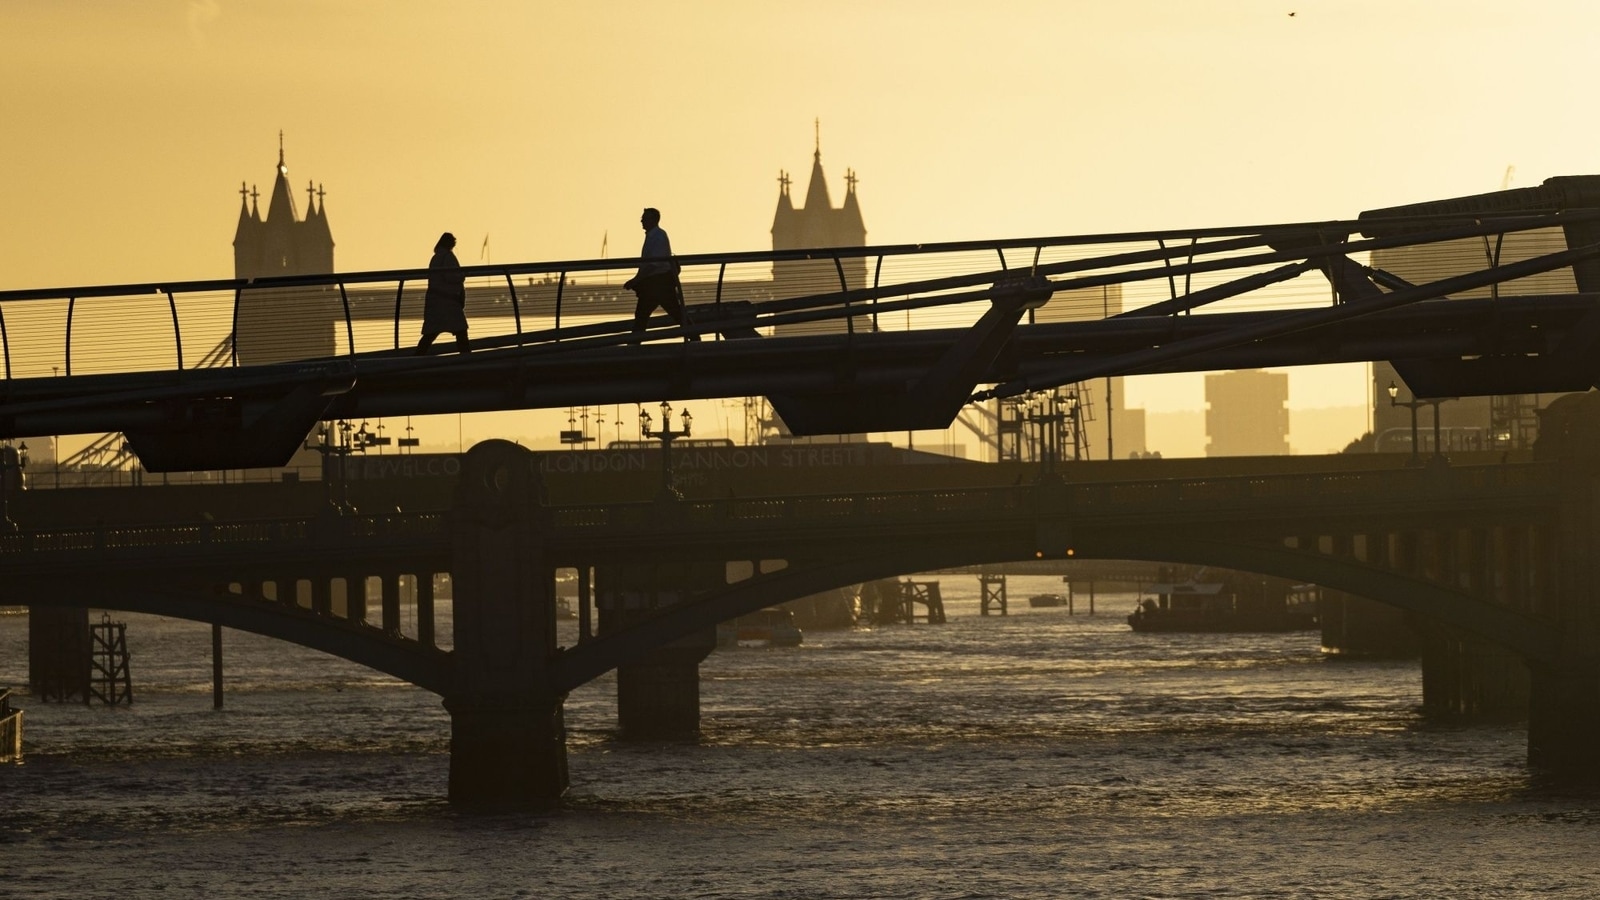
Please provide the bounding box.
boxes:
[4,177,1600,471]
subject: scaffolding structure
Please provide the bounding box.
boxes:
[979,571,1008,616]
[88,614,133,706]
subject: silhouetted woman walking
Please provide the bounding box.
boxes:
[415,232,469,354]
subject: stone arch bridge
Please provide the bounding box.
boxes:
[9,397,1600,806]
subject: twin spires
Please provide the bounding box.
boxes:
[770,128,866,253]
[769,127,870,337]
[235,139,330,226]
[232,136,335,280]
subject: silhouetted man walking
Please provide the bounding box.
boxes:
[623,208,698,342]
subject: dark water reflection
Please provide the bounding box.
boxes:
[3,576,1597,898]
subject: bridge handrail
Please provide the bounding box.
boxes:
[0,217,1380,304]
[4,208,1594,384]
[4,223,1323,380]
[4,208,1586,305]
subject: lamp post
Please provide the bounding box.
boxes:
[1025,391,1074,480]
[1064,391,1082,461]
[306,421,365,515]
[0,441,28,533]
[1387,381,1446,467]
[1021,395,1046,476]
[1022,395,1041,472]
[639,401,692,500]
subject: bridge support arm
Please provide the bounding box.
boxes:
[768,273,1052,435]
[122,373,354,473]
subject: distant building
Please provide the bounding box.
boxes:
[771,143,866,268]
[1205,369,1289,457]
[761,134,1143,456]
[231,137,338,366]
[233,136,334,280]
[769,132,868,336]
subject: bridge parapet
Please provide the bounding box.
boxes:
[538,463,1557,551]
[0,511,446,562]
[0,466,1563,615]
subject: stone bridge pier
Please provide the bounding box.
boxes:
[1528,392,1600,774]
[443,442,727,806]
[594,560,719,741]
[444,440,567,808]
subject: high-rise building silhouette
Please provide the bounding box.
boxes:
[1205,369,1289,457]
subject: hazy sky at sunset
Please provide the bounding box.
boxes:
[4,1,1598,444]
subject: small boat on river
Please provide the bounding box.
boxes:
[717,608,804,648]
[1127,572,1319,633]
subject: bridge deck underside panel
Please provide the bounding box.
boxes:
[4,292,1598,442]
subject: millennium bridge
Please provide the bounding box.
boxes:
[6,176,1600,805]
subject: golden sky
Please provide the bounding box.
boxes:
[3,0,1597,438]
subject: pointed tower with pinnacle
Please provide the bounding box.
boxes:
[770,122,869,336]
[232,134,338,365]
[232,133,335,280]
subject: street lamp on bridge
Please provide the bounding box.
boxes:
[1023,389,1081,480]
[639,401,692,501]
[1387,381,1448,467]
[306,420,386,515]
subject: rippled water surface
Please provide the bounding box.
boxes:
[3,577,1597,899]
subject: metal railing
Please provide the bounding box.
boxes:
[3,210,1594,384]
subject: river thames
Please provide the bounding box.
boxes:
[2,576,1597,898]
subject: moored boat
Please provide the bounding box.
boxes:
[717,608,804,648]
[1127,573,1319,633]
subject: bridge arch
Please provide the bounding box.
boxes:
[27,585,452,694]
[1072,533,1559,664]
[557,529,1560,692]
